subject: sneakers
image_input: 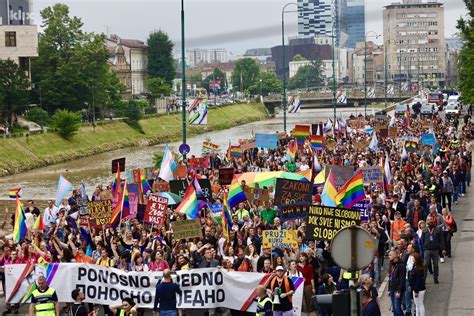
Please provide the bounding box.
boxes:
[440,257,445,263]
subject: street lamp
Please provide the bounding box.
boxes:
[180,0,187,153]
[331,0,336,127]
[364,31,380,118]
[259,78,263,99]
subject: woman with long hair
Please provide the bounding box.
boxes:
[409,252,426,316]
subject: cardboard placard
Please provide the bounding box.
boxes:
[388,127,398,138]
[127,183,139,218]
[280,205,308,222]
[326,165,355,186]
[361,166,384,184]
[326,139,336,150]
[255,133,278,149]
[76,197,88,216]
[144,194,168,225]
[243,186,270,205]
[153,181,170,193]
[422,120,431,128]
[354,140,369,151]
[218,168,234,185]
[173,165,187,178]
[305,205,361,241]
[262,230,298,249]
[111,158,126,174]
[170,180,188,198]
[240,141,257,151]
[88,200,113,226]
[274,178,312,207]
[173,219,202,240]
[379,128,388,138]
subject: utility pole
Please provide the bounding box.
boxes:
[384,45,388,110]
[181,0,187,151]
[399,48,402,101]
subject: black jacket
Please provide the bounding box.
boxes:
[388,260,406,294]
[421,226,445,251]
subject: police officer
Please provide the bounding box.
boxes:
[255,286,272,316]
[29,276,59,316]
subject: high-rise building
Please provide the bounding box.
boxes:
[297,0,336,43]
[0,0,33,25]
[346,0,365,48]
[383,0,447,88]
[186,48,228,67]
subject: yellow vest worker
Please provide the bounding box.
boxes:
[254,286,273,316]
[29,276,59,316]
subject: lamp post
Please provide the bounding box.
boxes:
[384,44,388,110]
[364,31,380,118]
[331,0,336,125]
[259,78,263,98]
[399,48,402,101]
[181,0,187,152]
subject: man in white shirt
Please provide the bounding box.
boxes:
[43,200,58,228]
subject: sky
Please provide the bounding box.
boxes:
[31,0,468,56]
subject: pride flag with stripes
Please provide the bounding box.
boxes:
[7,188,22,199]
[310,135,324,151]
[293,125,311,146]
[335,169,365,208]
[222,194,232,240]
[13,198,27,243]
[176,178,201,219]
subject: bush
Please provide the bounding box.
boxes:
[52,109,81,139]
[26,107,51,126]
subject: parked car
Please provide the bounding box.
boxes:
[420,104,434,118]
[445,104,460,118]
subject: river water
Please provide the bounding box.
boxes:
[0,107,369,206]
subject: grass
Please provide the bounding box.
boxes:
[0,102,268,175]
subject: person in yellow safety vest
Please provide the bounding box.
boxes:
[28,276,59,316]
[109,297,138,316]
[254,286,273,316]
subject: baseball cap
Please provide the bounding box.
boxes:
[276,266,285,271]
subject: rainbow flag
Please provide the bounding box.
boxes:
[404,140,418,152]
[112,163,122,199]
[202,141,220,154]
[293,125,311,146]
[222,193,232,239]
[110,181,127,227]
[230,145,242,157]
[335,169,365,208]
[176,178,201,219]
[7,188,22,199]
[122,183,130,218]
[321,169,337,207]
[310,135,324,151]
[402,110,410,128]
[287,141,297,161]
[138,171,153,204]
[13,198,27,243]
[33,215,46,231]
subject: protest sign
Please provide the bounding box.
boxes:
[111,158,126,174]
[198,179,212,200]
[153,181,170,193]
[274,178,312,207]
[240,141,257,151]
[218,168,234,185]
[127,183,139,218]
[5,265,303,315]
[326,139,336,151]
[379,128,388,138]
[280,205,308,222]
[87,200,113,226]
[351,200,370,222]
[421,133,436,145]
[361,166,384,184]
[388,127,398,138]
[76,197,88,216]
[326,165,355,186]
[255,133,278,149]
[354,140,369,151]
[210,203,222,217]
[306,205,361,241]
[422,120,431,128]
[144,194,168,225]
[170,180,189,198]
[243,186,270,205]
[262,230,298,249]
[173,219,202,240]
[173,165,187,178]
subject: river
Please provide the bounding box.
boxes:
[0,107,370,206]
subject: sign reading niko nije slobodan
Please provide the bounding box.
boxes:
[305,205,361,241]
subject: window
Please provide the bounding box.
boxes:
[5,31,16,47]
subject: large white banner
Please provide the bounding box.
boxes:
[5,264,303,314]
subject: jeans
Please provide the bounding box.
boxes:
[405,279,412,313]
[443,231,452,256]
[390,291,403,316]
[273,311,293,316]
[159,310,177,316]
[374,256,381,283]
[424,249,440,281]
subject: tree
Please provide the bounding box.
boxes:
[203,68,227,93]
[31,4,120,115]
[232,58,260,93]
[293,54,306,61]
[188,73,203,88]
[457,1,474,104]
[248,71,281,96]
[52,109,81,139]
[0,59,30,126]
[288,58,324,90]
[147,30,176,85]
[145,77,172,99]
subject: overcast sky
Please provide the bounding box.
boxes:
[32,0,467,55]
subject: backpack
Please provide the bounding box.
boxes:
[451,218,458,233]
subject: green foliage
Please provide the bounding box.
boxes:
[52,109,81,139]
[292,54,306,61]
[232,58,260,92]
[0,59,30,126]
[145,77,172,99]
[203,68,227,93]
[288,58,324,90]
[188,73,203,88]
[147,30,176,85]
[152,152,164,169]
[248,71,281,96]
[26,107,51,126]
[456,1,474,104]
[31,4,120,115]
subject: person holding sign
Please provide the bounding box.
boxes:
[267,266,295,316]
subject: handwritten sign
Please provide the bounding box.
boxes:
[280,205,308,222]
[153,181,170,193]
[262,230,298,249]
[379,128,388,138]
[144,194,168,225]
[388,127,398,138]
[306,205,361,241]
[111,158,126,174]
[170,180,188,198]
[274,178,312,207]
[326,165,355,186]
[255,133,278,149]
[361,166,384,184]
[354,140,369,151]
[240,141,257,151]
[88,200,113,226]
[173,219,202,240]
[173,165,187,178]
[218,168,234,185]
